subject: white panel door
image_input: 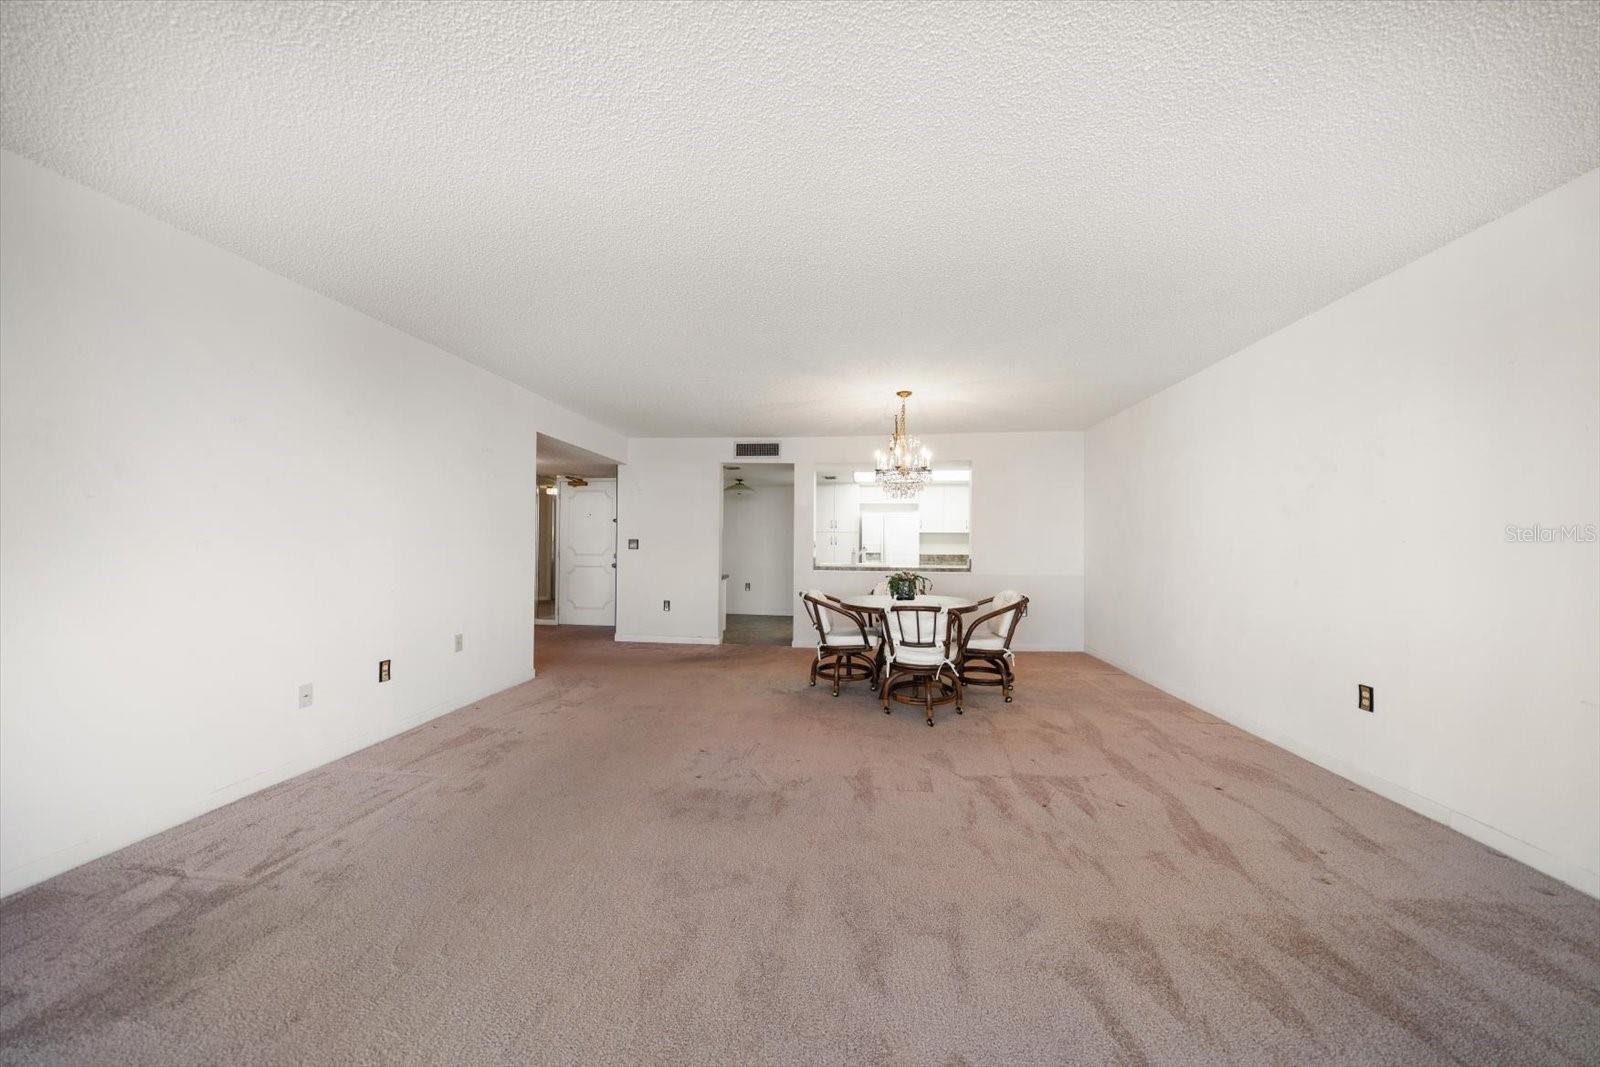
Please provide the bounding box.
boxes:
[557,478,616,626]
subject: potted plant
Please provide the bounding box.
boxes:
[887,570,931,601]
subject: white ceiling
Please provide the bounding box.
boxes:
[4,1,1598,437]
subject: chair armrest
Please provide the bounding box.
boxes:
[833,603,878,649]
[956,602,1021,655]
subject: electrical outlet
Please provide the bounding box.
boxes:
[378,659,392,683]
[663,599,671,612]
[744,581,752,591]
[298,683,313,709]
[454,633,464,652]
[1358,684,1373,712]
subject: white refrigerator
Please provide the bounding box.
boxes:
[881,511,921,567]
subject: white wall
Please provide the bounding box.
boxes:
[616,454,724,643]
[0,151,625,896]
[619,432,1085,650]
[722,488,794,616]
[1086,168,1600,895]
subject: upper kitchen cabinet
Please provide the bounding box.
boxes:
[945,484,971,533]
[814,480,861,533]
[918,484,971,533]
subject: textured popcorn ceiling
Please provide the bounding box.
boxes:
[3,1,1598,436]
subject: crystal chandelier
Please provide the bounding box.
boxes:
[874,390,933,498]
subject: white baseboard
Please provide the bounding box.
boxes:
[613,633,720,645]
[1084,644,1599,899]
[1449,811,1600,898]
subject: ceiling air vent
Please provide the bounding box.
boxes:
[735,442,780,458]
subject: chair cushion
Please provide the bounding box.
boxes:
[893,646,949,668]
[965,634,1006,652]
[824,633,878,649]
[985,590,1023,637]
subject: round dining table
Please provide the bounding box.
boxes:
[835,593,973,613]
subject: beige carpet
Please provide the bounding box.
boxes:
[1,627,1596,1065]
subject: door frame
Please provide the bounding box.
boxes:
[536,486,559,627]
[556,476,618,626]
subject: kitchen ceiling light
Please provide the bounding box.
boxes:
[873,390,932,499]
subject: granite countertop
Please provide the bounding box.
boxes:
[814,560,972,573]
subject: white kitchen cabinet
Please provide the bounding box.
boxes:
[913,485,971,533]
[815,483,862,535]
[814,531,859,566]
[834,484,860,533]
[917,486,946,532]
[944,485,970,533]
[814,484,835,534]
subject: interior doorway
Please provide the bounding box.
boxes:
[536,481,557,623]
[720,462,795,646]
[536,433,621,632]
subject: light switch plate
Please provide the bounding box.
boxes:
[298,683,313,709]
[378,659,392,683]
[454,633,464,652]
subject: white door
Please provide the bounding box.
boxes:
[557,478,616,626]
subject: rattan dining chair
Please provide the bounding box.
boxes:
[799,590,881,696]
[880,603,962,726]
[951,591,1029,702]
